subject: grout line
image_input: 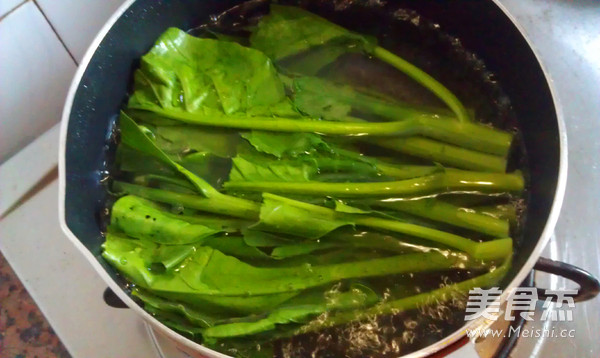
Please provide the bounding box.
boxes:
[32,0,79,65]
[0,0,29,22]
[0,166,58,220]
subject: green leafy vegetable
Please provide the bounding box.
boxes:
[202,235,272,260]
[241,131,329,158]
[120,112,218,197]
[133,289,224,328]
[202,284,378,339]
[103,233,474,300]
[129,27,288,116]
[103,233,300,314]
[120,113,261,219]
[153,125,240,159]
[250,5,374,62]
[253,193,353,239]
[229,156,315,182]
[117,144,174,176]
[228,141,383,183]
[110,195,220,244]
[242,230,295,248]
[102,233,185,285]
[251,4,471,122]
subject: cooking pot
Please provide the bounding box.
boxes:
[58,0,600,357]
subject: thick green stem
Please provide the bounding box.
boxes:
[113,182,260,220]
[352,216,512,260]
[130,109,428,137]
[362,116,511,156]
[300,79,511,156]
[372,137,507,172]
[373,46,471,123]
[130,109,510,156]
[330,148,442,180]
[224,171,524,197]
[417,117,512,156]
[297,256,511,333]
[272,251,478,293]
[336,114,508,172]
[373,199,510,237]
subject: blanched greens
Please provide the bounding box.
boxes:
[250,4,471,122]
[104,4,524,357]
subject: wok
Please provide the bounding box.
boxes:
[58,0,600,357]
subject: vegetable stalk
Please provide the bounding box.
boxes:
[373,199,510,237]
[291,77,511,155]
[297,256,511,333]
[224,171,524,197]
[251,4,471,122]
[130,109,509,155]
[261,194,512,261]
[127,109,453,137]
[353,216,512,261]
[371,137,508,172]
[373,46,471,123]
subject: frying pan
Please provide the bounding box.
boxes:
[58,0,600,357]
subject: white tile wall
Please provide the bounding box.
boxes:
[0,0,24,18]
[0,1,76,163]
[36,0,128,62]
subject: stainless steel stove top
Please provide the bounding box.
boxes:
[0,0,598,357]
